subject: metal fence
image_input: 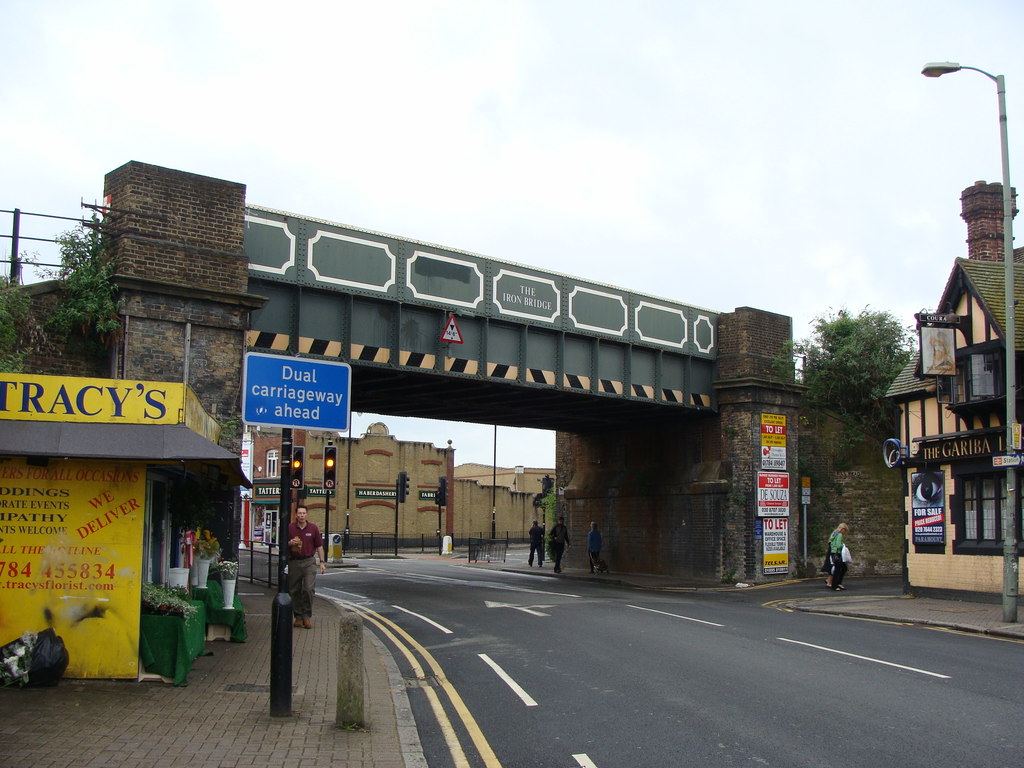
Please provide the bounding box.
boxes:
[467,538,509,563]
[237,530,531,582]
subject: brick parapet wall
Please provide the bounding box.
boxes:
[104,161,248,294]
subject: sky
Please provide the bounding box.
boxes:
[3,0,1022,467]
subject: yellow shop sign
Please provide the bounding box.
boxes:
[0,373,219,442]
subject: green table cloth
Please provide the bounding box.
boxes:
[139,600,207,686]
[194,580,247,642]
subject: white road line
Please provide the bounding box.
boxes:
[573,754,598,767]
[392,604,454,634]
[627,604,725,627]
[777,637,951,679]
[478,654,538,707]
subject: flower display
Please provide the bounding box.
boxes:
[194,529,221,559]
[1,631,37,687]
[141,583,197,619]
[212,559,238,579]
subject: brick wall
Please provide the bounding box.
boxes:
[799,416,904,576]
[104,162,248,293]
[102,162,263,452]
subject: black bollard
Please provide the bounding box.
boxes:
[270,592,293,717]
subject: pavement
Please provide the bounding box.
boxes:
[2,553,1021,768]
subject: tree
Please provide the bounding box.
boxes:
[794,308,914,440]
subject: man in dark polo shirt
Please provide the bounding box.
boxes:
[287,505,326,628]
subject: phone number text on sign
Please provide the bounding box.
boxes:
[757,471,790,517]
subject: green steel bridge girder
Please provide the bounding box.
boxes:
[244,206,718,432]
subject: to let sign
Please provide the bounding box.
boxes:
[243,353,351,432]
[757,471,790,517]
[761,413,787,447]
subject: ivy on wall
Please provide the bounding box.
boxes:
[47,217,121,356]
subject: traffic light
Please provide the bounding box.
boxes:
[323,444,337,490]
[290,446,305,489]
[436,477,447,507]
[541,474,553,494]
[396,471,410,503]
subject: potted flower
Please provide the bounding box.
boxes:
[190,529,221,587]
[211,559,239,609]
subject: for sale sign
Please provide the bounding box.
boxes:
[757,471,790,517]
[762,517,789,574]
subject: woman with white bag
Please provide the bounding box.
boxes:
[826,522,850,591]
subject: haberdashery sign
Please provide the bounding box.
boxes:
[762,517,789,574]
[756,471,790,517]
[0,457,144,679]
[911,470,945,546]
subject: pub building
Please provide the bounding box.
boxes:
[887,181,1023,599]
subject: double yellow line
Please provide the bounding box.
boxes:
[338,600,503,768]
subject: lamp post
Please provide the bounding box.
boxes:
[923,62,1018,622]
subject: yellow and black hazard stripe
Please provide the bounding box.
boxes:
[599,378,623,395]
[563,373,591,390]
[246,331,290,351]
[661,388,685,403]
[349,344,390,363]
[298,337,344,357]
[444,357,479,375]
[631,383,655,399]
[527,368,555,385]
[487,362,519,380]
[401,351,436,369]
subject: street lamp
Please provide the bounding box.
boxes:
[923,62,1018,622]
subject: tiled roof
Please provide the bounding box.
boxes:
[958,256,1024,348]
[885,350,929,399]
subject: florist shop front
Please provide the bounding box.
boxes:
[0,372,248,680]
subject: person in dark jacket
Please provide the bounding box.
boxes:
[550,516,569,573]
[528,520,545,567]
[587,522,602,573]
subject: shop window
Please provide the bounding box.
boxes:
[266,449,280,478]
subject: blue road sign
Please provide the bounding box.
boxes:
[242,353,351,431]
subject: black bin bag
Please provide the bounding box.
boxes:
[27,628,69,687]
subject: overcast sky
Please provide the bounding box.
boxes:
[3,1,1021,466]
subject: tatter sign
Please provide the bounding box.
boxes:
[756,471,790,517]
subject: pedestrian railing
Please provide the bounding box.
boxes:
[468,538,508,563]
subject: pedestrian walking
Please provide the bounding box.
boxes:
[528,520,545,567]
[550,516,569,573]
[827,522,849,591]
[288,505,327,627]
[587,522,602,573]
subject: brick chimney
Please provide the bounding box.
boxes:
[961,180,1017,261]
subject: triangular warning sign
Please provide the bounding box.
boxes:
[440,314,464,344]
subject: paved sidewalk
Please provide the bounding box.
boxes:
[0,582,422,768]
[779,592,1024,640]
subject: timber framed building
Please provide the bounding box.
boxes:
[887,181,1024,599]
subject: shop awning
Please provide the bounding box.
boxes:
[0,421,252,488]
